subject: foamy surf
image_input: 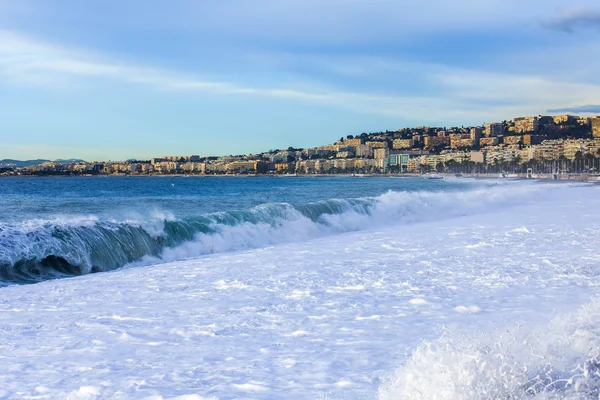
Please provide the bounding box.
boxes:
[0,182,555,284]
[0,182,598,398]
[379,298,600,400]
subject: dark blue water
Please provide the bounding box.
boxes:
[0,176,481,285]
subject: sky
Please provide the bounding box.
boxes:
[1,1,600,160]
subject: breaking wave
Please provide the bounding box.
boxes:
[378,297,600,400]
[0,183,553,284]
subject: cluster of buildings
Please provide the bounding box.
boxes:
[3,115,600,176]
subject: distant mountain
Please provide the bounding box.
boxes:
[54,159,86,164]
[0,159,86,167]
[0,159,50,167]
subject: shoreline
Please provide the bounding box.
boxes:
[2,172,599,182]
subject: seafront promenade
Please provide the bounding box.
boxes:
[1,171,598,182]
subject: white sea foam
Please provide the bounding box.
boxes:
[0,182,597,399]
[379,297,600,400]
[131,182,560,267]
[454,305,481,313]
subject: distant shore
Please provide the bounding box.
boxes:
[2,172,599,182]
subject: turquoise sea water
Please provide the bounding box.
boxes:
[0,176,482,284]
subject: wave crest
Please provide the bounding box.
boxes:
[0,183,549,284]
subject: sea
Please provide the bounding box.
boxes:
[1,175,600,399]
[0,175,486,284]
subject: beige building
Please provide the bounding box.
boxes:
[485,145,521,164]
[519,148,535,163]
[552,115,577,124]
[588,139,600,156]
[334,159,356,170]
[533,140,564,160]
[470,151,485,164]
[503,136,522,145]
[484,123,504,137]
[153,162,180,173]
[141,163,154,173]
[336,151,354,158]
[275,162,295,173]
[354,144,373,158]
[406,153,448,172]
[592,117,600,138]
[374,147,390,160]
[336,138,364,147]
[317,145,337,152]
[296,160,317,174]
[522,134,545,146]
[440,151,470,163]
[226,161,258,174]
[450,137,475,149]
[315,159,334,173]
[181,162,205,173]
[207,163,227,174]
[392,139,413,149]
[406,154,445,172]
[424,136,450,149]
[366,141,389,149]
[563,139,589,160]
[354,158,376,170]
[470,127,483,141]
[480,137,500,147]
[514,116,539,133]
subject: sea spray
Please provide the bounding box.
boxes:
[378,297,600,400]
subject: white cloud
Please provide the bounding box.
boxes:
[1,29,600,126]
[0,30,318,99]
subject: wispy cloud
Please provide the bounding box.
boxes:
[0,30,466,120]
[543,8,600,33]
[0,30,307,98]
[0,30,398,107]
[547,105,600,114]
[2,29,600,125]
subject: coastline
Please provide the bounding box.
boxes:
[2,172,598,182]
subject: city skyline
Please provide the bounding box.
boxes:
[2,1,600,160]
[3,114,599,177]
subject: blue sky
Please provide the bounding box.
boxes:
[1,0,600,160]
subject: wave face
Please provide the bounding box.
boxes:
[0,183,547,284]
[378,297,600,400]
